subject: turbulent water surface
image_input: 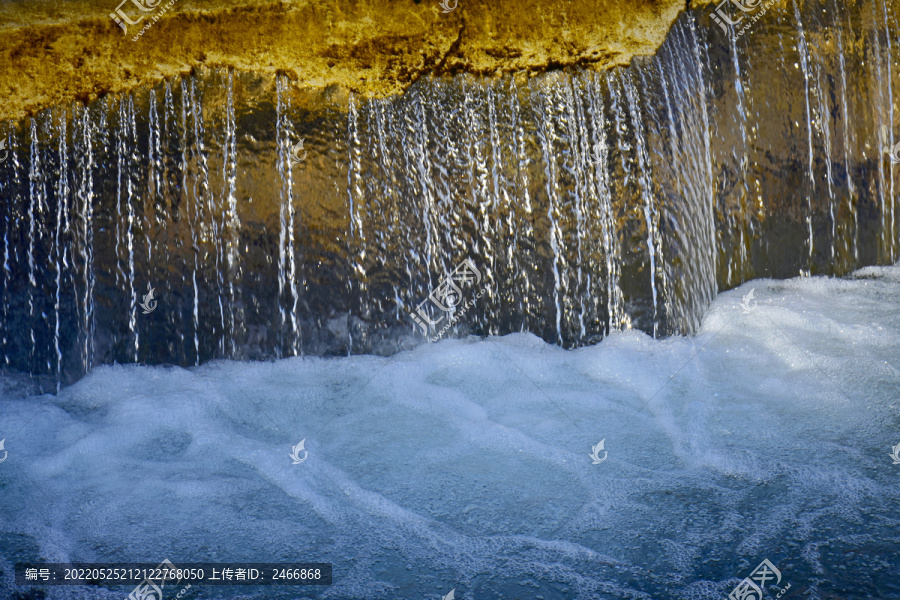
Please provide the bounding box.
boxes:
[1,265,899,599]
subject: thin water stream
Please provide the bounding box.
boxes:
[0,5,898,389]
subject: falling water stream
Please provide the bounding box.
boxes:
[0,4,898,389]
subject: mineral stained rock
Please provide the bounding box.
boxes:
[1,0,899,388]
[0,0,685,122]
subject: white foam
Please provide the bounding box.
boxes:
[2,266,899,599]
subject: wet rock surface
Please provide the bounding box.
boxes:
[0,0,898,386]
[0,0,685,122]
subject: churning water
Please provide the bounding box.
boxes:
[1,266,899,599]
[1,1,900,599]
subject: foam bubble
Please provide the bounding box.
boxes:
[2,266,899,598]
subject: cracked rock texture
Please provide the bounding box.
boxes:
[0,0,685,121]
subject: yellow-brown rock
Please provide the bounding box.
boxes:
[0,0,685,122]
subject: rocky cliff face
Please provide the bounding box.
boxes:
[0,0,898,389]
[0,0,684,122]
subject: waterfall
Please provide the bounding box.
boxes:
[727,17,750,285]
[623,70,664,337]
[74,106,95,374]
[53,109,69,392]
[116,96,138,362]
[1,129,10,368]
[347,93,365,353]
[876,0,896,260]
[532,77,565,345]
[223,70,241,358]
[275,74,300,358]
[28,118,44,374]
[0,1,898,389]
[793,0,816,275]
[832,0,855,267]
